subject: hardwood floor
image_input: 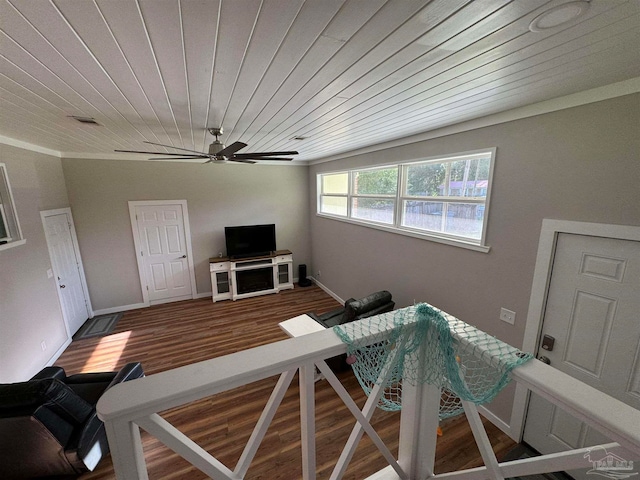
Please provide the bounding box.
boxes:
[56,285,515,479]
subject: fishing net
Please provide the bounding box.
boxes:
[334,303,532,419]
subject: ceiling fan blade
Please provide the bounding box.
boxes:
[148,156,207,160]
[233,151,298,157]
[215,141,247,157]
[143,141,206,155]
[115,149,203,157]
[228,158,256,164]
[238,157,293,161]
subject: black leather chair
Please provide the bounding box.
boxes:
[0,362,144,478]
[308,290,395,328]
[308,291,395,371]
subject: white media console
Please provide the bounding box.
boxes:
[209,250,293,302]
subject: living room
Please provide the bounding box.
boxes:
[3,87,639,415]
[1,1,640,477]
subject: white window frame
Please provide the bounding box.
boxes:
[316,148,496,253]
[0,163,26,251]
[317,172,349,218]
[350,165,399,226]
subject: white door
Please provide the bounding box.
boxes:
[135,204,193,304]
[523,233,640,480]
[43,212,90,335]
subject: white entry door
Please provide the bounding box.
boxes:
[43,211,90,336]
[523,233,640,480]
[134,203,194,304]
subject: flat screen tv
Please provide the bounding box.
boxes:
[225,224,276,259]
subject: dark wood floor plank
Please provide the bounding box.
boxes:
[54,285,515,479]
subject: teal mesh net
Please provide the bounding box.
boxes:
[334,303,532,419]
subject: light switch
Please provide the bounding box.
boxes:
[47,269,53,279]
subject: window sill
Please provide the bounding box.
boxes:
[0,239,26,252]
[316,213,490,253]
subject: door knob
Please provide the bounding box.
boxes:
[181,255,187,258]
[538,355,550,365]
[60,285,66,289]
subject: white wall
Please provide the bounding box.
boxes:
[0,145,70,382]
[308,93,640,426]
[61,159,311,311]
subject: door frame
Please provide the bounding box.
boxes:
[128,200,198,307]
[510,219,640,441]
[40,207,94,339]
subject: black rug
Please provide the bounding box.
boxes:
[73,313,123,339]
[502,444,574,480]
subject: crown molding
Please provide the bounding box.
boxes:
[0,135,61,157]
[309,77,640,165]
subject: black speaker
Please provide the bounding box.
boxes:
[298,264,312,287]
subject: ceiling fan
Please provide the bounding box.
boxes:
[115,128,298,164]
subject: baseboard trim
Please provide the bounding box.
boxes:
[93,302,146,316]
[46,337,72,367]
[311,278,344,305]
[195,292,213,299]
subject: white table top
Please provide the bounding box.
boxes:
[278,314,325,338]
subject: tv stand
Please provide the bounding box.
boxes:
[209,250,293,302]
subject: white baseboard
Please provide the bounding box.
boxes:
[46,337,72,367]
[311,278,344,305]
[93,302,146,316]
[195,291,213,299]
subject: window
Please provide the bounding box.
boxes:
[317,149,495,251]
[351,166,397,225]
[0,163,25,251]
[319,172,348,216]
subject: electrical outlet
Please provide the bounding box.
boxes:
[316,270,321,277]
[500,308,516,325]
[40,340,47,351]
[47,269,53,279]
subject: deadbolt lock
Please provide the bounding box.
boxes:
[541,334,555,351]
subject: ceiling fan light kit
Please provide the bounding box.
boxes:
[529,1,591,33]
[115,127,298,165]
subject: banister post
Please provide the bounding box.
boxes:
[300,361,317,480]
[398,381,441,479]
[104,418,149,480]
[398,324,441,479]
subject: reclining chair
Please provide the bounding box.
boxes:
[0,362,144,478]
[308,290,394,370]
[308,290,395,329]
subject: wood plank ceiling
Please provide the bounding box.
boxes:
[1,0,639,162]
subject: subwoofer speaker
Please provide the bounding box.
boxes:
[298,264,312,287]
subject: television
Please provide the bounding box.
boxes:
[225,224,276,259]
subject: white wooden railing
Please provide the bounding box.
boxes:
[97,308,640,479]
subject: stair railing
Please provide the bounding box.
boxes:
[98,308,640,479]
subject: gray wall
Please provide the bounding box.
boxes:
[61,159,310,311]
[0,145,70,382]
[309,93,640,424]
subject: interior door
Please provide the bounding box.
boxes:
[44,213,90,335]
[523,233,640,480]
[135,204,193,304]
